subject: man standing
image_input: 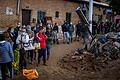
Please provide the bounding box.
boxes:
[53,23,59,44]
[13,23,21,50]
[0,34,14,80]
[35,28,48,66]
[68,22,74,43]
[62,21,70,44]
[75,21,82,41]
[45,28,53,60]
[16,27,29,70]
[81,24,90,50]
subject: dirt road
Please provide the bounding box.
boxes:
[37,41,82,80]
[14,41,82,80]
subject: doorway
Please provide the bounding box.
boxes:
[37,10,46,24]
[22,9,31,26]
[66,12,71,22]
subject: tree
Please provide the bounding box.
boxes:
[107,0,120,14]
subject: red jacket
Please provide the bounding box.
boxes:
[35,32,48,48]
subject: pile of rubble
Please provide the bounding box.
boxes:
[59,32,120,72]
[59,49,104,72]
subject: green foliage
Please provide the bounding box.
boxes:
[12,48,20,73]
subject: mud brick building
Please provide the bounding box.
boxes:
[0,0,112,28]
[0,0,80,27]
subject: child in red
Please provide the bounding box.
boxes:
[35,28,48,66]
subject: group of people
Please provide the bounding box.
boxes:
[92,21,120,35]
[0,23,53,80]
[1,19,120,80]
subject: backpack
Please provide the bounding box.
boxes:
[16,32,29,49]
[20,33,29,44]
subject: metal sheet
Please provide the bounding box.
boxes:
[76,7,93,38]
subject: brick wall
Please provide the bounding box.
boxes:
[0,0,80,27]
[20,0,80,26]
[0,0,109,28]
[0,0,19,28]
[93,6,106,21]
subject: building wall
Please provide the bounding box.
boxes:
[0,0,19,27]
[0,0,111,28]
[0,0,80,27]
[93,6,106,22]
[20,0,80,26]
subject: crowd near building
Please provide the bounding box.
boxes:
[0,0,120,80]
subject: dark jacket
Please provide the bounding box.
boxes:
[14,26,20,41]
[76,23,82,32]
[45,32,53,44]
[69,24,74,32]
[62,23,69,32]
[53,26,59,33]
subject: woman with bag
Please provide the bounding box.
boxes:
[24,31,35,64]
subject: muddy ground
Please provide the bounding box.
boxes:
[14,40,120,80]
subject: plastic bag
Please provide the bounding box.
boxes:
[34,43,41,49]
[23,69,39,80]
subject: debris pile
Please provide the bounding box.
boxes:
[59,32,120,72]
